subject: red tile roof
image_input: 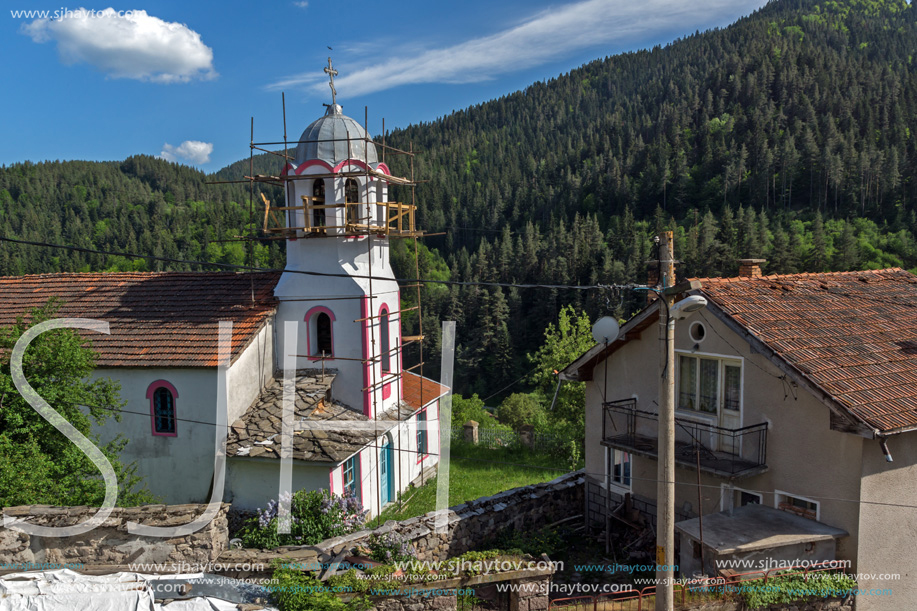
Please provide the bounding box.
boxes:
[402,371,448,410]
[696,268,917,433]
[0,272,280,367]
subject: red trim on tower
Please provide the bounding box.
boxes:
[361,296,371,417]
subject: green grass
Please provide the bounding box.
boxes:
[372,442,577,525]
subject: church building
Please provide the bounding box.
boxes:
[0,67,445,518]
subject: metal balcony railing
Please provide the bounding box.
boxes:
[602,398,767,477]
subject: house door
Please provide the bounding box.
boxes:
[380,438,394,505]
[717,363,742,452]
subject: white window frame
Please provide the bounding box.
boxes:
[774,489,820,521]
[721,484,763,511]
[605,447,632,491]
[674,350,744,422]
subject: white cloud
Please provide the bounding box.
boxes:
[22,8,216,83]
[159,141,213,165]
[293,1,309,8]
[268,0,765,97]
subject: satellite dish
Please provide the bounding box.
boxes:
[592,316,620,344]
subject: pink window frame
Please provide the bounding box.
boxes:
[379,303,393,400]
[147,379,178,437]
[305,306,336,361]
[379,304,391,373]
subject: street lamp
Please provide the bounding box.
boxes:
[656,293,707,611]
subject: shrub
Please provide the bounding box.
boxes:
[366,532,417,563]
[269,563,371,611]
[237,489,367,549]
[452,393,502,427]
[497,392,545,430]
[741,571,857,609]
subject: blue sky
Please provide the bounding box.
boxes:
[1,0,768,172]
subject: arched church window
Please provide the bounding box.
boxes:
[345,178,359,226]
[312,179,326,232]
[147,380,178,436]
[316,312,333,356]
[380,307,391,372]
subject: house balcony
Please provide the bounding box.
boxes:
[603,399,768,478]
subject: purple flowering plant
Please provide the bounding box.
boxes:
[239,488,368,549]
[366,532,417,563]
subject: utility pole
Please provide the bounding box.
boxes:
[655,230,676,611]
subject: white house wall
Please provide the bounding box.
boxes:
[91,367,221,505]
[227,322,275,424]
[331,401,440,519]
[856,432,917,610]
[225,458,331,511]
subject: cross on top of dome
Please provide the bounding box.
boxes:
[324,57,338,106]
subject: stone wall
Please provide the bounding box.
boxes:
[0,503,230,569]
[219,471,584,572]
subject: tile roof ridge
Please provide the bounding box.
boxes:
[691,267,913,285]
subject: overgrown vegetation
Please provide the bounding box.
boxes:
[0,299,154,506]
[375,441,572,523]
[739,571,857,609]
[237,489,366,549]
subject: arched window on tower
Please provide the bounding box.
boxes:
[316,312,333,357]
[380,307,391,373]
[306,306,335,359]
[345,178,359,227]
[312,179,326,233]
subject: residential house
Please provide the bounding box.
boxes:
[561,263,917,609]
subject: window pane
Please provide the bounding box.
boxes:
[698,358,719,413]
[678,356,697,410]
[316,313,332,356]
[154,388,175,434]
[417,411,427,456]
[611,450,631,487]
[380,311,391,372]
[724,365,741,411]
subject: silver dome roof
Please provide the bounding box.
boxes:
[294,104,378,166]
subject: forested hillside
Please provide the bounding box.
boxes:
[2,0,917,397]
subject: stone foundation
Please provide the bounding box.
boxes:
[0,503,230,570]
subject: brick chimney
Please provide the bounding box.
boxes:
[646,261,660,304]
[738,259,766,278]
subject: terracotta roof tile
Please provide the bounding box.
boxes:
[0,272,280,367]
[402,371,448,410]
[694,268,917,433]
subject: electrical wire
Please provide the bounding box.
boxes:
[53,397,917,511]
[0,235,644,293]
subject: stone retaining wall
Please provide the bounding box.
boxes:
[218,471,584,571]
[0,503,230,569]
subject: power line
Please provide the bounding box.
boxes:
[0,235,643,293]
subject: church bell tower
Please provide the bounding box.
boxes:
[268,59,421,419]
